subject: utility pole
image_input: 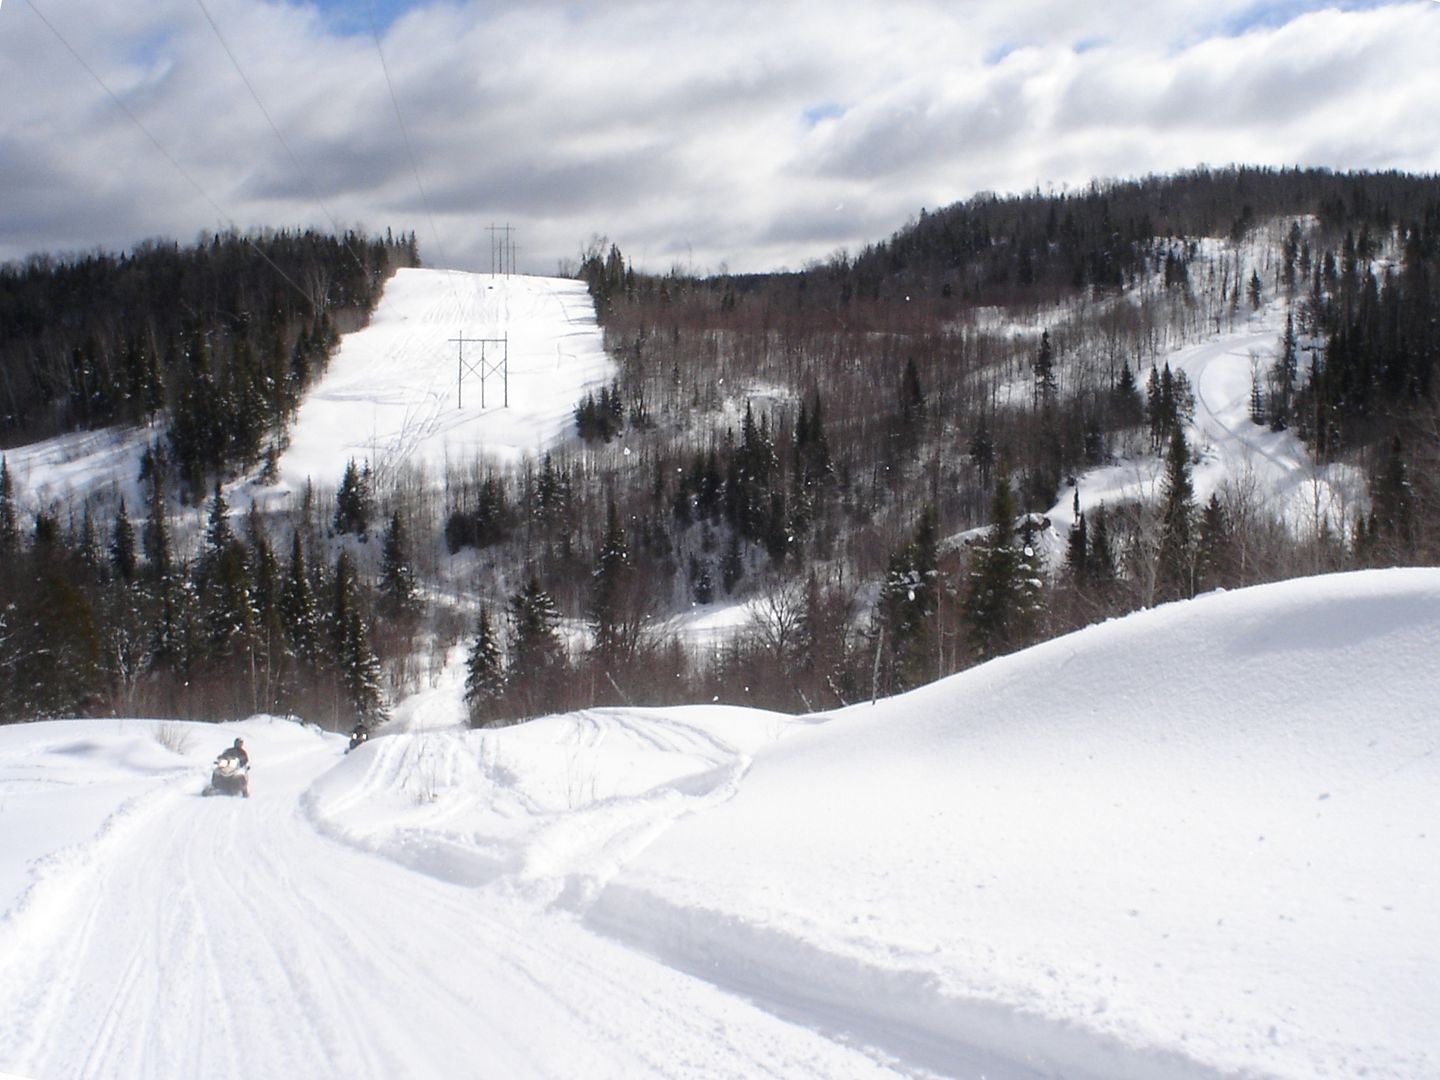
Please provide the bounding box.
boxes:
[487,223,516,277]
[450,333,509,409]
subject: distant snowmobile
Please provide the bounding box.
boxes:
[203,738,250,797]
[347,723,370,753]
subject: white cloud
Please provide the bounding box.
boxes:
[1,0,1436,274]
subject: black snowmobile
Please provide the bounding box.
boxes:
[347,723,370,753]
[203,741,250,797]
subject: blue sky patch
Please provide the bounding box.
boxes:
[803,103,847,127]
[301,0,419,36]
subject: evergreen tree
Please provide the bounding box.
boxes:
[333,458,373,539]
[1087,505,1116,585]
[1368,434,1415,556]
[110,499,138,583]
[200,481,234,574]
[143,480,172,587]
[1066,490,1088,584]
[246,508,284,706]
[1196,493,1232,590]
[1110,362,1144,428]
[963,467,1037,660]
[75,506,106,582]
[378,511,420,620]
[878,505,942,692]
[589,500,634,663]
[281,531,322,667]
[1155,425,1197,602]
[464,606,506,726]
[506,575,568,716]
[1249,367,1267,427]
[720,530,745,594]
[331,550,385,722]
[1033,329,1057,406]
[1270,313,1298,430]
[968,419,996,489]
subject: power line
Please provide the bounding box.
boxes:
[365,0,456,278]
[19,0,315,309]
[192,0,406,318]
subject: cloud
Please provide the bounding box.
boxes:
[1,0,1436,275]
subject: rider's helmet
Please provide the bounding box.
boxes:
[234,738,245,749]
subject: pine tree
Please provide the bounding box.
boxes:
[464,606,506,726]
[1155,425,1197,602]
[281,531,322,666]
[1196,493,1231,590]
[1033,329,1057,407]
[247,508,284,706]
[505,575,567,716]
[1087,505,1116,585]
[963,466,1037,661]
[75,506,106,582]
[589,500,633,662]
[1369,434,1415,555]
[378,511,420,620]
[333,458,373,539]
[1110,362,1144,428]
[1066,490,1088,584]
[878,505,941,692]
[968,419,996,489]
[720,530,744,594]
[331,550,385,722]
[1249,367,1267,426]
[110,499,138,583]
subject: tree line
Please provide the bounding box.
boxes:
[4,168,1440,726]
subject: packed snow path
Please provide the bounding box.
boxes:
[0,716,908,1080]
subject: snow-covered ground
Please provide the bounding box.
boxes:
[1045,309,1364,545]
[3,568,1437,1079]
[270,268,613,494]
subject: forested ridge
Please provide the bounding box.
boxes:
[0,228,417,489]
[2,167,1439,726]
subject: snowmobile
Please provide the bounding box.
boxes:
[347,724,370,753]
[202,754,250,797]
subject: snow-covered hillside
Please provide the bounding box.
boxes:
[3,569,1436,1079]
[1046,310,1364,545]
[271,268,612,492]
[0,269,612,511]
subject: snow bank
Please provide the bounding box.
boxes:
[589,569,1440,1080]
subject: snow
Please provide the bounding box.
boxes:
[270,268,613,493]
[2,568,1438,1079]
[1046,304,1366,548]
[1,239,1434,1077]
[0,269,612,512]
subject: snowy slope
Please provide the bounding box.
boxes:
[593,568,1440,1080]
[2,569,1437,1079]
[1047,307,1365,545]
[0,269,611,512]
[271,268,612,492]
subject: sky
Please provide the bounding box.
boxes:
[2,0,1438,276]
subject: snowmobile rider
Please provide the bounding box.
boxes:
[348,723,369,751]
[216,737,251,797]
[219,737,249,769]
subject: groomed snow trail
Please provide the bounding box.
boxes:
[0,718,911,1080]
